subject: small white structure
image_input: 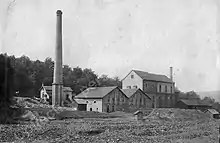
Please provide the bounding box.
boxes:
[39,84,73,104]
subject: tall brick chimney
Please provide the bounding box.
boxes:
[52,10,63,106]
[170,66,173,82]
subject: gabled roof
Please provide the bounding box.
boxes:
[133,70,173,83]
[42,86,73,92]
[134,110,143,115]
[75,86,118,99]
[121,88,139,98]
[74,99,86,104]
[205,109,219,114]
[121,88,151,100]
[179,99,211,106]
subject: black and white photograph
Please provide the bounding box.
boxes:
[0,0,220,142]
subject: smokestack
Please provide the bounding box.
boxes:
[52,10,63,106]
[170,67,173,82]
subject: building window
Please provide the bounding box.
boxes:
[90,108,92,111]
[108,97,110,102]
[168,96,170,100]
[133,85,137,88]
[131,75,134,79]
[140,97,142,105]
[96,108,98,111]
[171,86,173,93]
[112,105,115,112]
[165,85,167,92]
[130,98,133,105]
[86,101,88,103]
[94,100,96,103]
[107,105,110,113]
[112,98,115,103]
[66,94,69,100]
[127,86,131,89]
[159,85,162,92]
[121,97,124,102]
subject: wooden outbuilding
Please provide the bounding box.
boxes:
[204,109,220,119]
[175,99,212,111]
[134,110,144,121]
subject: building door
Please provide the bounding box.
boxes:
[112,105,115,112]
[78,104,87,111]
[107,105,110,113]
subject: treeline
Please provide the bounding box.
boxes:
[178,90,220,112]
[1,54,121,97]
[1,53,220,112]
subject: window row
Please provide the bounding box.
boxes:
[129,97,147,106]
[89,107,99,111]
[159,85,173,93]
[86,100,97,103]
[127,85,138,89]
[107,96,125,103]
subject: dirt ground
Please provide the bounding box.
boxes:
[0,108,219,143]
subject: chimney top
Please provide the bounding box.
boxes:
[170,66,173,82]
[56,10,63,15]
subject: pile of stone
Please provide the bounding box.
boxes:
[13,97,51,109]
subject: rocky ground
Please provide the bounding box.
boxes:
[0,97,219,143]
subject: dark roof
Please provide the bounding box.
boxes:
[121,88,151,100]
[133,70,173,83]
[43,86,73,92]
[179,99,211,106]
[75,86,118,99]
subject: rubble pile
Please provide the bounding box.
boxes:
[146,108,210,121]
[14,97,51,108]
[0,108,218,143]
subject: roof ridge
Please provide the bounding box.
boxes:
[132,69,173,83]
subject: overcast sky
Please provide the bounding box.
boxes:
[0,0,220,92]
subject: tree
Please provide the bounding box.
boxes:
[98,75,122,88]
[202,96,215,105]
[179,91,201,100]
[0,54,20,124]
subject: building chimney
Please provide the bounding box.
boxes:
[52,10,63,106]
[170,66,173,82]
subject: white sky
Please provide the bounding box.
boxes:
[0,0,220,92]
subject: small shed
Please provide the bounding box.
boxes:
[204,109,220,119]
[134,110,143,121]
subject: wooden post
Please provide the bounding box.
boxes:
[219,126,220,143]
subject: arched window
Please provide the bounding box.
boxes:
[107,105,110,113]
[140,97,142,105]
[159,85,162,92]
